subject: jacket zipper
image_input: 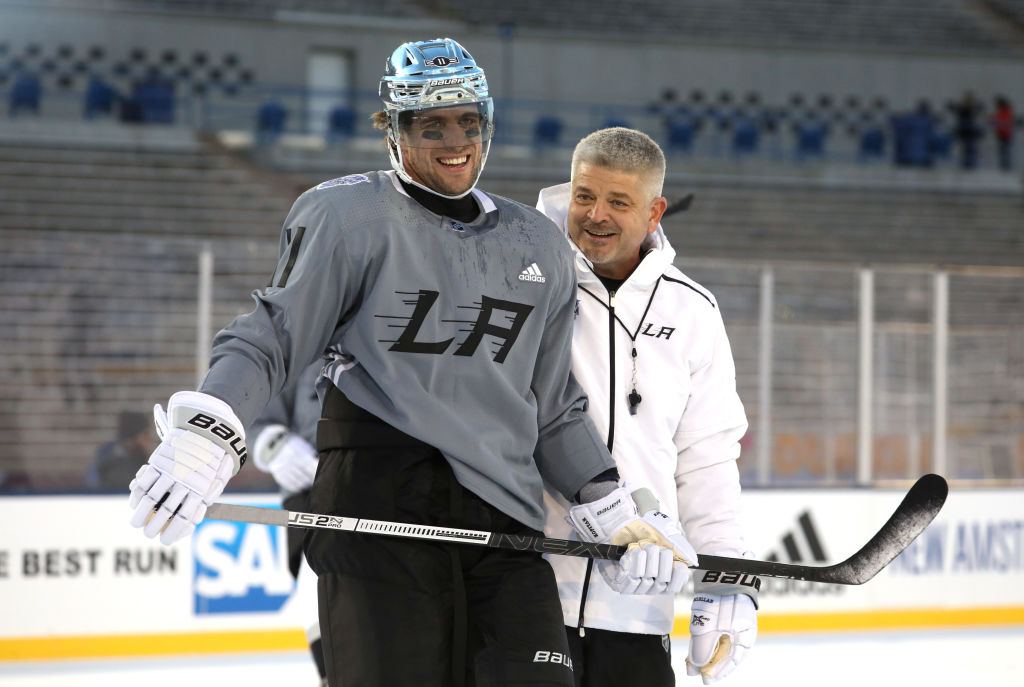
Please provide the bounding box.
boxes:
[575,288,618,638]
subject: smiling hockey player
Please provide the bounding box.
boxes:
[128,39,698,686]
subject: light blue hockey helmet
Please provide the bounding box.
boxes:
[379,38,494,198]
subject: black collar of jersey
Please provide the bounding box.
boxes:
[401,179,480,223]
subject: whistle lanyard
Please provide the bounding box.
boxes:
[578,278,662,417]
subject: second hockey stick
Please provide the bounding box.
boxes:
[205,473,947,585]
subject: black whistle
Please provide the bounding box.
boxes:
[628,391,642,415]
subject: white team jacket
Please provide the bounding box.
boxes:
[537,183,750,636]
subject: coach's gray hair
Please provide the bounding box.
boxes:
[571,127,666,199]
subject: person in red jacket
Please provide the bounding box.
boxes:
[992,95,1015,171]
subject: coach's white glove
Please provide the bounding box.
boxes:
[567,484,697,594]
[252,424,318,494]
[129,391,247,545]
[686,568,760,684]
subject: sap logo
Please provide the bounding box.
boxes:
[192,516,294,615]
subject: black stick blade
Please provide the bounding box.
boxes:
[696,473,949,585]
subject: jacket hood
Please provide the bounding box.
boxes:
[536,182,676,290]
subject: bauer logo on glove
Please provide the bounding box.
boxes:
[180,411,247,468]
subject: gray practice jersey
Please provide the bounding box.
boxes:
[248,361,321,447]
[201,170,613,531]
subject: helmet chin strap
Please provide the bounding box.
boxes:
[387,137,487,201]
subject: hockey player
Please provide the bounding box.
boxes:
[248,362,326,686]
[536,127,759,686]
[128,39,699,686]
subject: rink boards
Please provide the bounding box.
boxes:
[1,486,1022,660]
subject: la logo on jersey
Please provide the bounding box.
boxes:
[519,262,546,283]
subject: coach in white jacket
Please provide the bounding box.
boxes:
[537,127,758,686]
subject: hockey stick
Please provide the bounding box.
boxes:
[205,473,947,585]
[663,193,694,217]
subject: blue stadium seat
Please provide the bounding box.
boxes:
[731,116,760,156]
[9,73,41,116]
[858,126,886,161]
[256,100,288,143]
[795,120,828,160]
[84,76,119,119]
[327,105,356,144]
[533,115,563,148]
[134,76,175,124]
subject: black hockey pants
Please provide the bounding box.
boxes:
[305,386,574,687]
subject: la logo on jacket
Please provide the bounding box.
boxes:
[640,322,676,339]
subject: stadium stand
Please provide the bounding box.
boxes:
[431,0,1023,56]
[1,1,1021,487]
[0,126,298,489]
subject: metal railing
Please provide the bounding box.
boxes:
[1,229,1021,491]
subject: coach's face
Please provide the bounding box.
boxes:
[568,162,667,280]
[399,104,484,197]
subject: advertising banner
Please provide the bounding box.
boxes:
[1,485,1022,659]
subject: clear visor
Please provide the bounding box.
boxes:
[396,101,494,149]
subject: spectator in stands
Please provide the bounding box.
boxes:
[992,95,1015,171]
[0,468,31,492]
[950,91,983,170]
[86,411,158,490]
[119,83,144,124]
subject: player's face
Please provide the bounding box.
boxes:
[568,162,667,280]
[399,104,486,196]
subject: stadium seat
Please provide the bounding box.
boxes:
[9,73,41,116]
[256,100,288,144]
[533,115,563,148]
[731,116,760,156]
[84,76,119,119]
[667,120,695,153]
[858,126,886,161]
[327,105,356,144]
[795,120,828,160]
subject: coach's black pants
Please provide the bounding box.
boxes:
[305,386,573,687]
[566,626,675,687]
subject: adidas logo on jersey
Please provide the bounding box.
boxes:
[519,262,546,283]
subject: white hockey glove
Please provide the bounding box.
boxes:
[129,391,246,545]
[686,569,760,684]
[567,484,697,595]
[252,424,318,494]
